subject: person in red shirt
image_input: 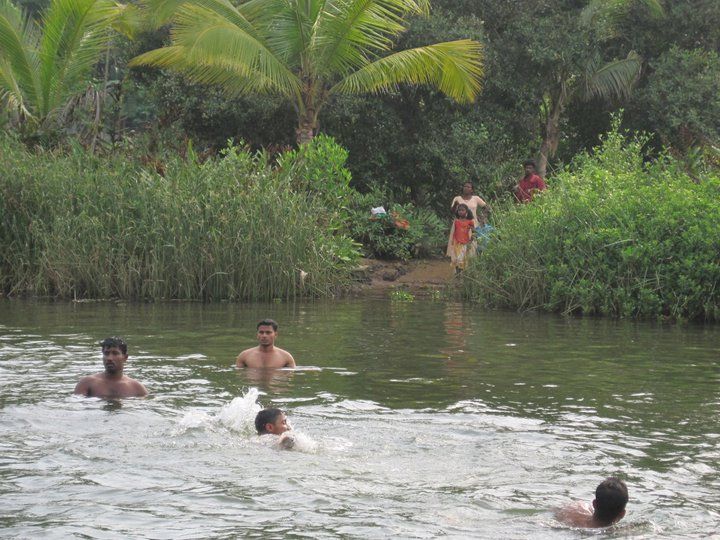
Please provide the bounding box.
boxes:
[446,204,476,274]
[514,159,547,202]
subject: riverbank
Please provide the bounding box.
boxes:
[352,258,454,297]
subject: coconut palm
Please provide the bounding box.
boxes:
[130,0,483,144]
[535,0,664,176]
[0,0,133,138]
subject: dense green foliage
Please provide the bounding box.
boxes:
[0,0,134,143]
[0,134,360,300]
[347,191,447,260]
[638,47,720,151]
[461,124,720,321]
[130,0,483,145]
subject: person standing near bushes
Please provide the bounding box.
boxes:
[450,181,489,227]
[446,204,476,274]
[514,159,547,202]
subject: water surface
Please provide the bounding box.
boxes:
[1,299,718,538]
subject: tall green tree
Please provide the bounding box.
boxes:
[0,0,134,140]
[130,0,483,145]
[531,0,664,176]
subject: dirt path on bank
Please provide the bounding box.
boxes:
[353,258,455,297]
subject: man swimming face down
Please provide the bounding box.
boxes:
[255,408,290,435]
[554,476,628,528]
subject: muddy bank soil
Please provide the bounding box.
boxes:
[352,258,455,297]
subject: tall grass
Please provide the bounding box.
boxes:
[461,123,720,321]
[0,135,360,300]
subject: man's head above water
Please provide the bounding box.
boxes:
[593,477,628,525]
[255,408,290,435]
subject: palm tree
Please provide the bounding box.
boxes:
[130,0,484,145]
[0,0,133,140]
[536,0,664,176]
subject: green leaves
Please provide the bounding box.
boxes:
[0,0,130,131]
[584,52,641,102]
[462,120,720,321]
[131,0,483,143]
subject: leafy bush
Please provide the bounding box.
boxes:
[346,189,448,260]
[0,134,360,300]
[461,120,720,321]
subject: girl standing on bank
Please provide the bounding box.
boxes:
[446,204,476,273]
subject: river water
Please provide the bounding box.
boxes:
[0,299,718,539]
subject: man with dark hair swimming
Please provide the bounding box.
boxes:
[74,337,148,398]
[236,319,296,368]
[255,408,295,449]
[555,477,629,528]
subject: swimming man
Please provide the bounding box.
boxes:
[74,337,148,398]
[236,319,296,368]
[255,407,295,449]
[554,477,628,528]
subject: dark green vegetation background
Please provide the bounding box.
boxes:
[2,0,719,320]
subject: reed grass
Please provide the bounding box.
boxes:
[0,135,360,300]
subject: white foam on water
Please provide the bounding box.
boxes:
[174,387,262,435]
[217,387,263,434]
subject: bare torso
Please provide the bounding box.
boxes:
[236,346,296,368]
[74,372,148,399]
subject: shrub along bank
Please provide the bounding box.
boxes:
[461,126,720,321]
[0,135,360,300]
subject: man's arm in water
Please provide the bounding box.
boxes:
[73,376,93,396]
[235,349,251,368]
[283,351,297,368]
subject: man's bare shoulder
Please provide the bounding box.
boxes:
[275,347,296,367]
[236,346,260,367]
[554,502,594,528]
[126,377,148,397]
[74,373,102,394]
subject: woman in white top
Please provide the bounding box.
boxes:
[450,181,488,227]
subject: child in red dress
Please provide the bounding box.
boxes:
[446,204,476,273]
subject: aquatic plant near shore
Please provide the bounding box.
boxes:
[0,135,360,300]
[461,124,720,321]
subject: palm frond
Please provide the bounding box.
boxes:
[581,0,664,35]
[130,3,302,98]
[0,58,33,119]
[38,0,125,117]
[584,51,641,101]
[330,39,483,103]
[130,43,298,98]
[0,0,41,108]
[313,0,430,76]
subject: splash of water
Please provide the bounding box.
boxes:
[217,387,263,434]
[175,387,262,435]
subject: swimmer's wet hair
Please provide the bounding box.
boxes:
[257,319,278,331]
[594,477,628,523]
[99,336,127,355]
[255,408,284,434]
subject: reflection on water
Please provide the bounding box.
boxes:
[0,298,718,538]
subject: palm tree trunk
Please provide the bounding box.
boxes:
[295,117,315,145]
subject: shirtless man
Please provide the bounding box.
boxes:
[236,319,296,368]
[555,477,628,528]
[74,337,148,398]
